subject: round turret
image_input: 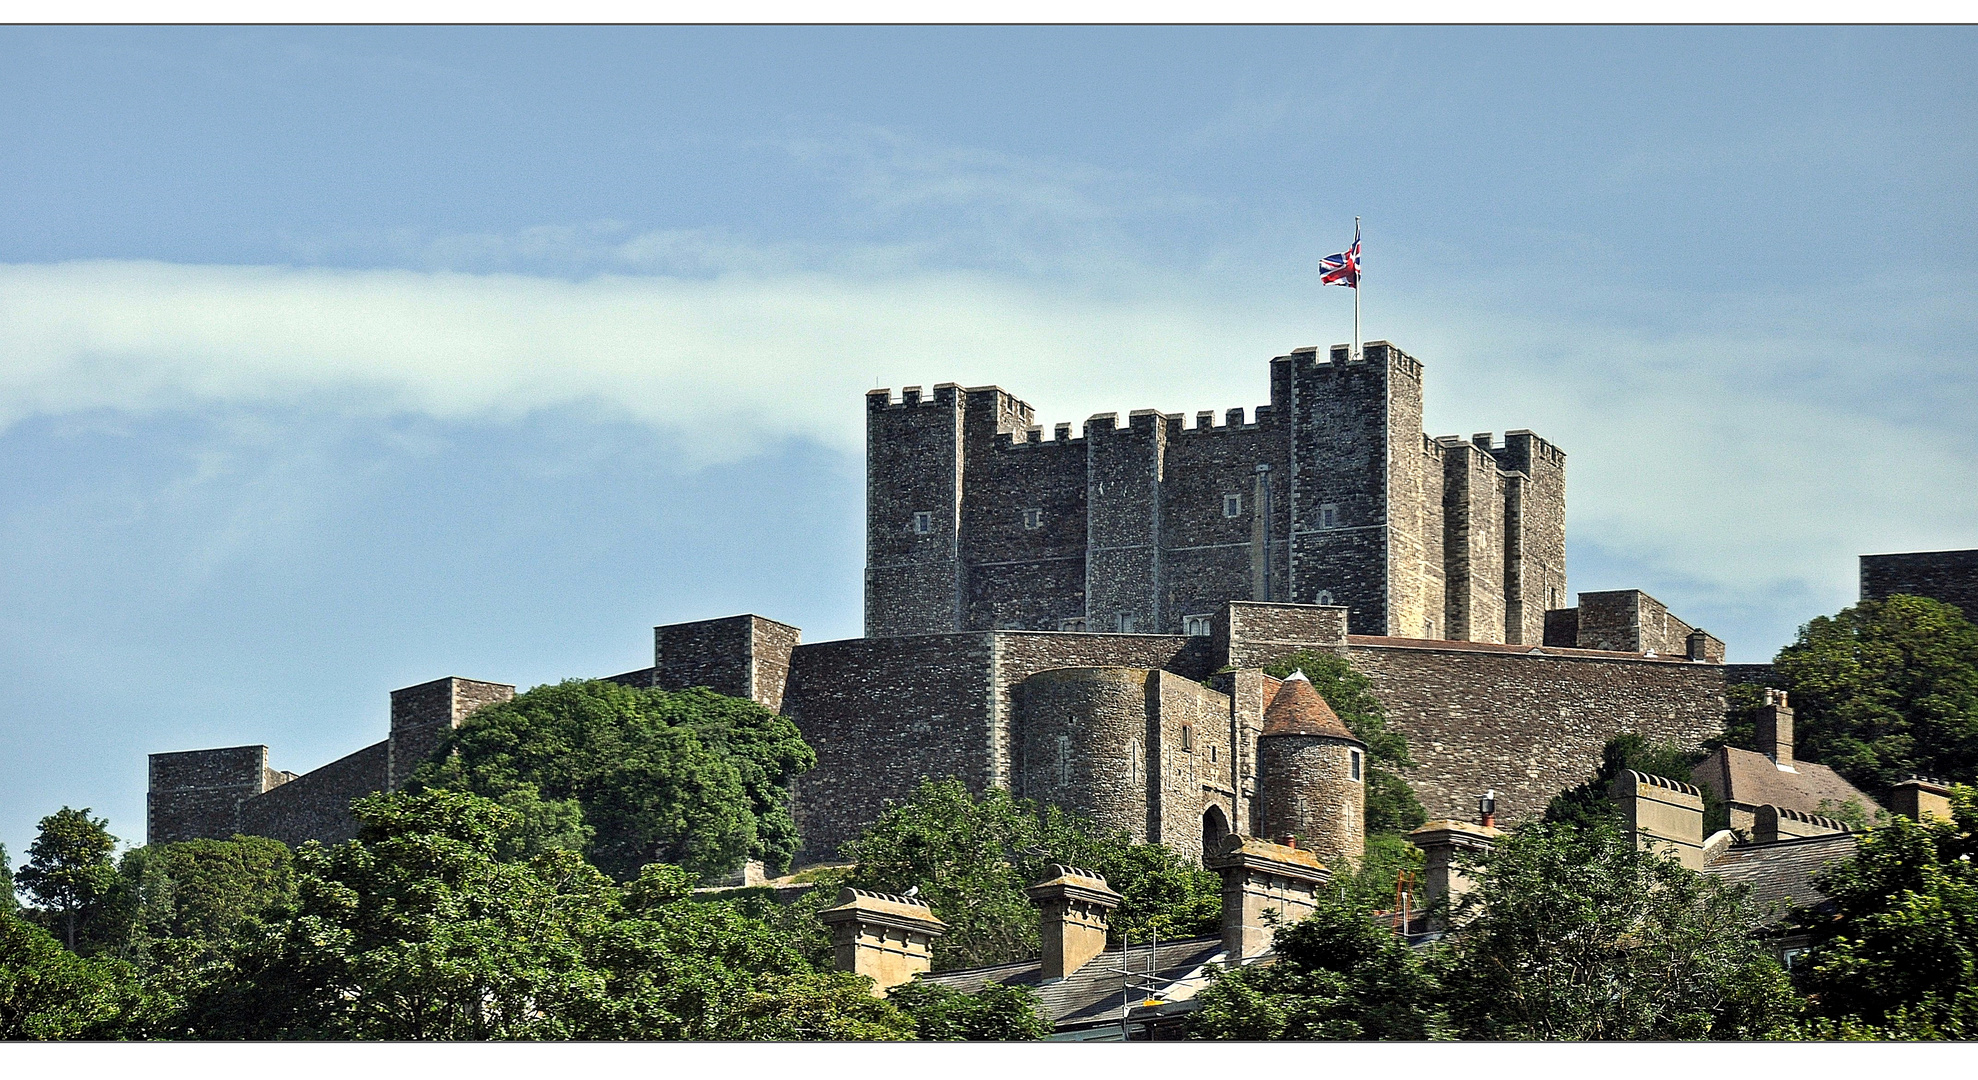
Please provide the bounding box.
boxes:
[1258,671,1366,863]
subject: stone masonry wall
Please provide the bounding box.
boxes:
[1860,549,1978,624]
[148,745,283,845]
[1342,638,1727,823]
[865,385,965,637]
[238,739,390,847]
[866,344,1558,646]
[781,634,999,862]
[783,629,1218,861]
[387,677,514,791]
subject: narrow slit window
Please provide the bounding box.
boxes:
[1022,508,1042,530]
[1350,749,1364,782]
[1223,493,1242,518]
[1181,725,1193,752]
[912,511,932,534]
[1320,503,1339,529]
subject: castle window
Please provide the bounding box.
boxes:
[1315,590,1334,606]
[1320,503,1339,529]
[1210,744,1218,763]
[912,511,932,534]
[1350,749,1363,782]
[1184,614,1212,637]
[1181,725,1193,752]
[1223,493,1241,518]
[1022,508,1042,530]
[1116,614,1138,633]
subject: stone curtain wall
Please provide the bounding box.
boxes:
[783,629,1218,862]
[1343,638,1727,823]
[238,740,390,847]
[1860,549,1978,624]
[781,633,1000,863]
[1216,601,1349,670]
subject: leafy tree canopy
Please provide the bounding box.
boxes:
[839,779,1222,971]
[1791,783,1978,1037]
[0,911,144,1040]
[886,978,1051,1040]
[1438,818,1799,1040]
[1,842,14,913]
[1772,594,1978,796]
[17,807,120,953]
[409,679,816,880]
[1260,650,1426,833]
[1189,890,1450,1040]
[170,789,909,1040]
[1545,733,1731,836]
[111,836,296,968]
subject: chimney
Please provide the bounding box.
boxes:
[1756,689,1794,767]
[1753,804,1847,843]
[1206,835,1329,961]
[1478,789,1497,828]
[1890,776,1955,823]
[818,888,947,995]
[1609,770,1707,869]
[1025,865,1123,980]
[1407,818,1502,929]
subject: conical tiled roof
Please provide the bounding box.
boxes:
[1261,671,1361,741]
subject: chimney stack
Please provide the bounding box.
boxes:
[1478,789,1497,828]
[1609,770,1707,869]
[1026,865,1123,980]
[1890,776,1955,823]
[1206,835,1329,961]
[1408,818,1502,928]
[818,888,947,995]
[1757,689,1794,767]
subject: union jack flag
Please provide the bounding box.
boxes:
[1318,226,1361,288]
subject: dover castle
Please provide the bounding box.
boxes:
[151,341,1741,868]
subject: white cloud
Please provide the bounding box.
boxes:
[1,253,1972,640]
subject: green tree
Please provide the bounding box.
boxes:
[1545,733,1732,836]
[16,807,121,952]
[1790,784,1978,1036]
[114,836,296,967]
[172,789,909,1040]
[886,978,1051,1040]
[0,910,144,1039]
[840,779,1222,971]
[1337,831,1426,913]
[1260,650,1427,833]
[1189,891,1450,1040]
[1,842,14,913]
[1773,594,1978,796]
[410,679,815,880]
[1437,818,1799,1040]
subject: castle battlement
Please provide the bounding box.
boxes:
[866,342,1568,646]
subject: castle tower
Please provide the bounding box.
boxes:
[1283,342,1442,638]
[1257,671,1366,863]
[865,384,968,637]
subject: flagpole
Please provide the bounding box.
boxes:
[1352,216,1362,362]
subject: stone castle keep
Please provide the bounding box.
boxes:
[867,341,1566,645]
[151,342,1738,869]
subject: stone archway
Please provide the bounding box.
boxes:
[1202,804,1231,856]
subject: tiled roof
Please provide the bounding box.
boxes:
[920,937,1226,1029]
[1703,833,1858,919]
[1262,673,1359,741]
[1692,746,1884,818]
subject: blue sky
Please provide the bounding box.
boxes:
[3,26,1975,867]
